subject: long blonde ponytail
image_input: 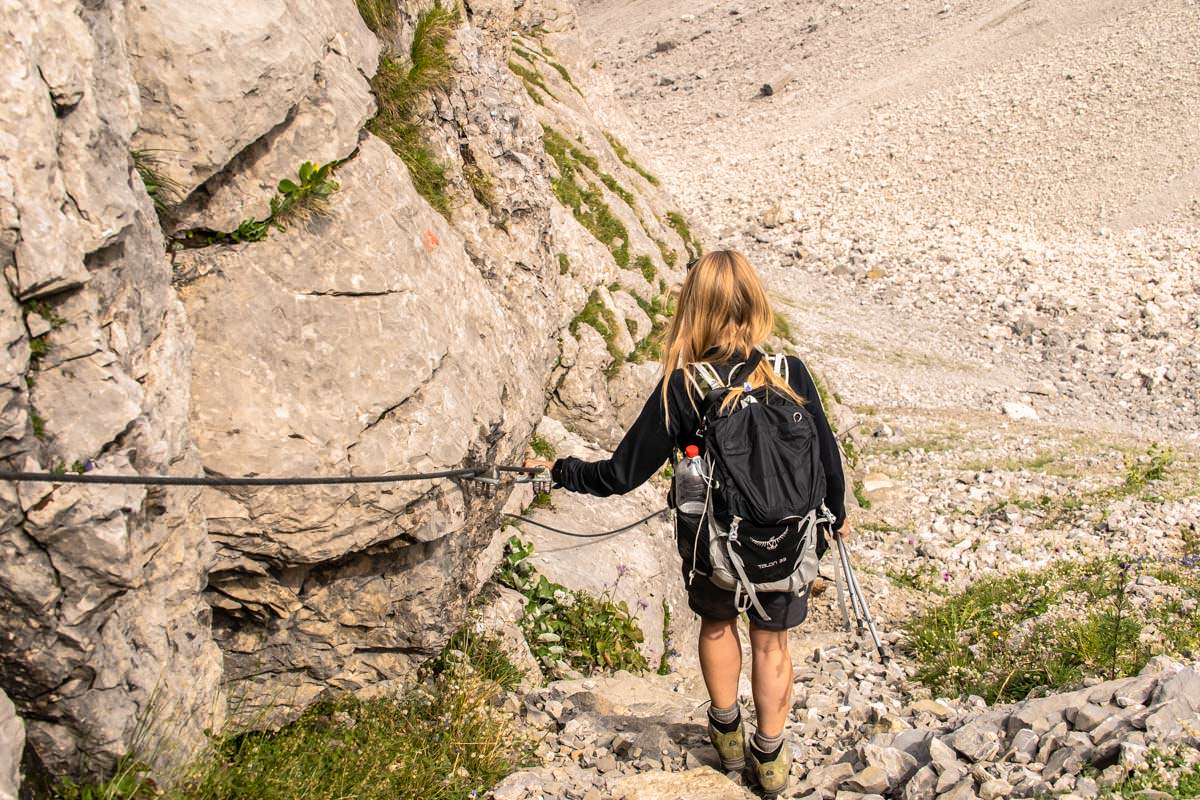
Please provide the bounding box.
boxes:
[659,250,803,425]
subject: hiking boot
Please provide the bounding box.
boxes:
[706,711,746,772]
[749,740,792,798]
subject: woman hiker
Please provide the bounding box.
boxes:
[525,249,848,797]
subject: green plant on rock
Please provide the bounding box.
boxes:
[599,172,636,209]
[173,161,340,247]
[428,627,525,692]
[50,757,157,800]
[557,253,570,275]
[634,254,656,283]
[654,237,678,268]
[570,289,626,378]
[509,60,556,103]
[463,162,497,212]
[497,536,649,677]
[1098,749,1200,799]
[1124,443,1174,493]
[368,3,460,216]
[772,311,793,343]
[853,480,872,510]
[666,211,701,260]
[542,126,631,269]
[131,149,183,214]
[604,132,660,187]
[657,599,673,675]
[528,434,556,460]
[355,0,396,34]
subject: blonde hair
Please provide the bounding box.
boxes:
[659,250,803,424]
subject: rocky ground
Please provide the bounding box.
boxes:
[484,1,1200,798]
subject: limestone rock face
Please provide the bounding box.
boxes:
[0,0,223,780]
[127,0,379,200]
[176,136,557,725]
[0,691,22,800]
[1,0,692,780]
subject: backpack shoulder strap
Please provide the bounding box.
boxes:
[688,362,725,394]
[769,352,789,382]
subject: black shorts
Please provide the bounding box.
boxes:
[675,514,810,631]
[684,569,810,630]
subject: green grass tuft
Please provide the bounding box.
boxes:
[463,162,497,212]
[634,254,656,283]
[509,60,556,103]
[603,132,660,187]
[666,211,701,260]
[1099,750,1200,799]
[599,173,636,209]
[542,127,631,269]
[429,628,526,693]
[131,149,184,214]
[528,434,556,460]
[905,558,1200,704]
[570,289,625,378]
[852,480,872,510]
[368,3,460,217]
[654,237,678,268]
[557,253,570,275]
[355,0,396,34]
[46,628,530,800]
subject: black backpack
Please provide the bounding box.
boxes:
[685,350,833,620]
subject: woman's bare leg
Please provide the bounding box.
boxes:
[748,624,793,737]
[698,617,741,709]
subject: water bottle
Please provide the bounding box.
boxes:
[675,445,709,515]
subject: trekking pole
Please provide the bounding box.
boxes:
[834,533,888,663]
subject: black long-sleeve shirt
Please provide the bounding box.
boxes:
[551,354,847,529]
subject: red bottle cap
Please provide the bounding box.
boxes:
[685,445,700,458]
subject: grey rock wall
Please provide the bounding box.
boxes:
[0,690,22,800]
[2,0,691,784]
[1,0,223,780]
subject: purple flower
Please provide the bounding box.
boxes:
[616,564,629,578]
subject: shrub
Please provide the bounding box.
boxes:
[497,536,649,677]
